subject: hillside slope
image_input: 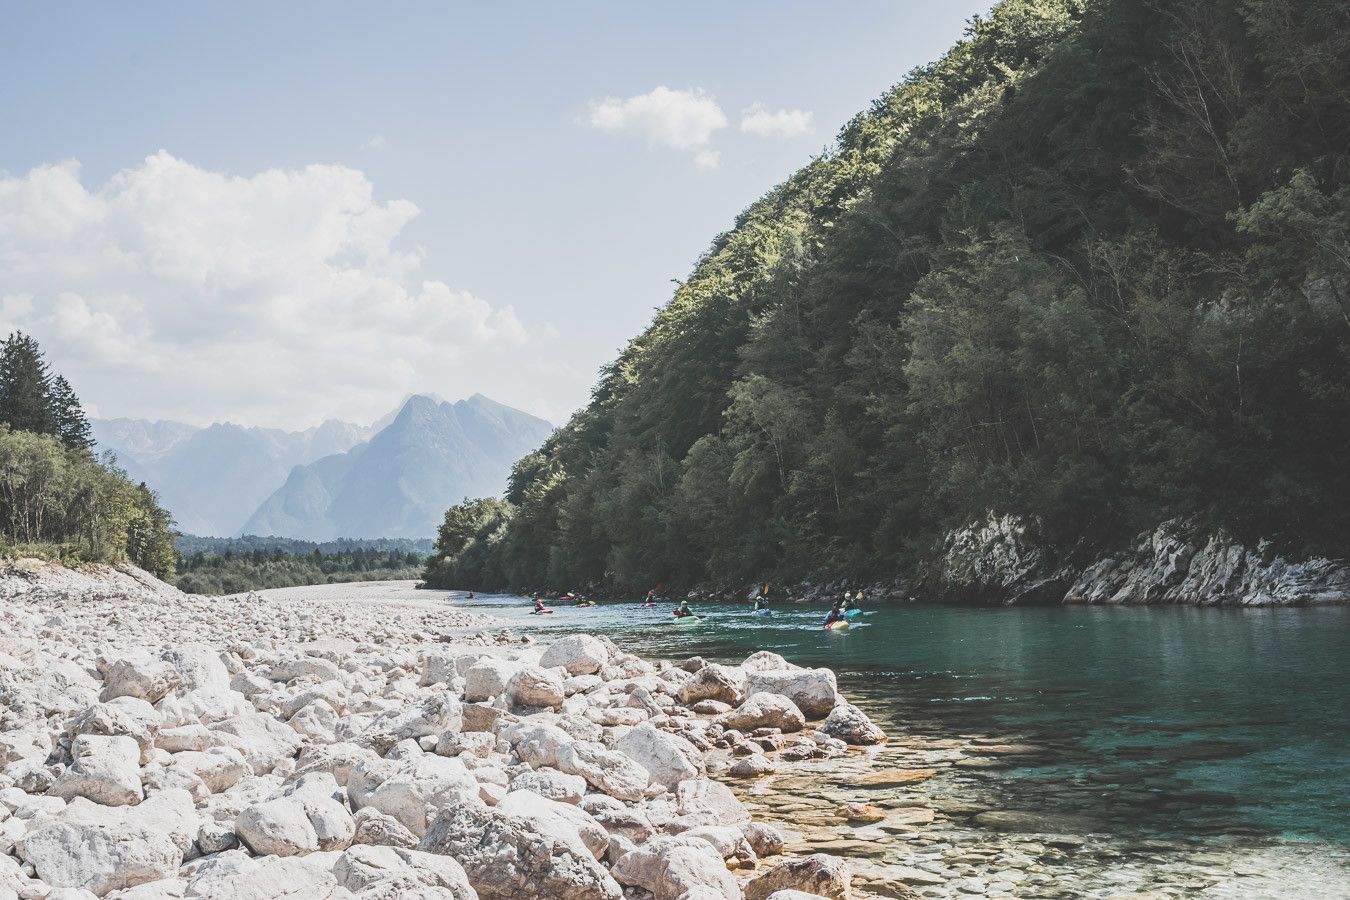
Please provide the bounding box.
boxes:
[428,0,1350,598]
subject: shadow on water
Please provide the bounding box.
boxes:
[450,593,1350,844]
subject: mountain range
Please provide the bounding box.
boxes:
[92,394,552,539]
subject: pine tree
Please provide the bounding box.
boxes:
[0,332,55,436]
[50,375,94,452]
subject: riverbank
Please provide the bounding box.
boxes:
[0,560,893,899]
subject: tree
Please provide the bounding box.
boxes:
[0,332,56,437]
[51,375,94,452]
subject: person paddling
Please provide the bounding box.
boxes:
[533,596,547,613]
[754,595,770,612]
[674,600,696,619]
[644,589,656,608]
[823,600,844,627]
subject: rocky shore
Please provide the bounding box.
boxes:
[0,559,892,900]
[673,517,1350,609]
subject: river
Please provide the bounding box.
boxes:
[454,594,1350,850]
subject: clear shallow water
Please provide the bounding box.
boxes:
[454,594,1350,845]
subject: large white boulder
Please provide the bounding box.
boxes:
[614,724,703,788]
[717,693,806,733]
[66,699,159,765]
[334,844,477,898]
[610,834,741,900]
[496,789,609,859]
[462,659,521,703]
[212,713,303,775]
[746,669,838,719]
[676,779,751,826]
[540,635,610,676]
[18,819,180,895]
[504,666,565,709]
[359,755,479,838]
[100,657,181,705]
[419,801,623,900]
[50,734,143,807]
[676,664,746,707]
[169,747,250,793]
[744,855,851,900]
[181,849,346,899]
[507,768,587,804]
[235,773,354,857]
[554,740,650,802]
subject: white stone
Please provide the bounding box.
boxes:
[718,693,806,733]
[50,734,143,807]
[614,723,703,788]
[539,634,610,676]
[504,666,565,709]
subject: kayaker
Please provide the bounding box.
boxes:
[674,600,696,619]
[840,593,854,612]
[533,597,547,613]
[754,595,770,612]
[823,600,844,627]
[645,590,656,607]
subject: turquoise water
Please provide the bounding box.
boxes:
[458,594,1350,845]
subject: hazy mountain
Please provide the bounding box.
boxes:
[241,394,553,540]
[91,417,372,536]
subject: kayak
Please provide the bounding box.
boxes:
[844,608,863,618]
[825,620,850,631]
[752,608,773,617]
[671,615,702,626]
[576,601,596,608]
[530,609,554,615]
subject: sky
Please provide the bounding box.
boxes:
[0,1,995,430]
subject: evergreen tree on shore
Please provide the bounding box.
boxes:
[51,375,94,452]
[0,332,57,438]
[0,332,96,452]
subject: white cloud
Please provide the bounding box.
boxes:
[693,149,721,170]
[364,134,387,149]
[740,103,813,138]
[0,153,529,428]
[587,86,727,164]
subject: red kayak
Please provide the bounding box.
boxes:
[530,608,554,615]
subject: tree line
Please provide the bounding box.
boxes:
[425,0,1350,595]
[0,333,175,578]
[175,535,430,595]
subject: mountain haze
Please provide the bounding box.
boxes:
[92,417,372,535]
[241,395,553,540]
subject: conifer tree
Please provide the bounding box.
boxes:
[0,332,55,436]
[50,375,94,452]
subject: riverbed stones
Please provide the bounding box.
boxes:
[848,768,938,788]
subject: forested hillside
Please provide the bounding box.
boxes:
[426,0,1350,594]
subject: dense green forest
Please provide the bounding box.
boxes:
[425,0,1350,595]
[0,333,175,578]
[175,535,431,595]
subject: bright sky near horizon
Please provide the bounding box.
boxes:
[1,2,994,429]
